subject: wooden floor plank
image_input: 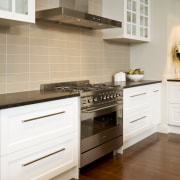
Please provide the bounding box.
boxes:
[80,133,180,180]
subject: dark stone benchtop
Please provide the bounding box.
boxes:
[0,80,161,110]
[0,90,80,110]
[167,78,180,82]
[114,80,162,89]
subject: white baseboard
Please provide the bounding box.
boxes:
[157,124,169,134]
[168,125,180,134]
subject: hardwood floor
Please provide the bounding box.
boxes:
[79,133,180,180]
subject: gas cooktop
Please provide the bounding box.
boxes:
[40,80,121,93]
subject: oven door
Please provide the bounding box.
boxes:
[80,102,123,167]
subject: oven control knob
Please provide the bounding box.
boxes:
[81,98,87,104]
[88,98,93,103]
[93,97,98,102]
[103,96,106,100]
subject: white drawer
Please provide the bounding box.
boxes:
[168,83,180,103]
[124,106,150,141]
[0,97,79,155]
[124,89,149,109]
[168,104,180,126]
[0,134,78,180]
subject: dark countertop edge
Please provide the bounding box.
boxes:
[123,80,162,89]
[0,91,80,110]
[167,79,180,82]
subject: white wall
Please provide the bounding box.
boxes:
[130,0,168,80]
[130,0,180,80]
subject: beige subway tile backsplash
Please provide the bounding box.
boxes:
[7,45,29,55]
[7,55,29,63]
[7,64,29,74]
[30,72,49,82]
[6,82,29,93]
[0,45,6,54]
[0,1,130,94]
[6,73,29,83]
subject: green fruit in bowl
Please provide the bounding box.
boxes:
[127,68,144,75]
[128,69,134,74]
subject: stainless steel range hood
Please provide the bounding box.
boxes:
[36,0,122,30]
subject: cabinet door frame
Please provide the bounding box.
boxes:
[0,0,35,23]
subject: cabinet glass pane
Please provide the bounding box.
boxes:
[145,17,148,26]
[141,0,148,5]
[145,6,148,16]
[127,24,131,35]
[145,28,148,37]
[132,25,136,35]
[140,27,148,38]
[140,27,143,37]
[127,11,131,22]
[132,13,136,24]
[140,4,144,15]
[0,0,12,11]
[132,1,136,12]
[140,16,143,26]
[127,0,131,10]
[15,0,28,15]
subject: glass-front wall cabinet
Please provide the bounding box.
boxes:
[0,0,35,24]
[126,0,149,40]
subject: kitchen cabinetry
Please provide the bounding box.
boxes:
[123,83,161,149]
[167,82,180,127]
[102,0,150,42]
[0,97,80,180]
[0,0,35,26]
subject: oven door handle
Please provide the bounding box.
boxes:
[82,103,121,113]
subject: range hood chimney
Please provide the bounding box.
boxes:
[36,0,122,30]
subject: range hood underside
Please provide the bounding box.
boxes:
[36,7,122,30]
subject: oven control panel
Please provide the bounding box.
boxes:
[81,89,122,108]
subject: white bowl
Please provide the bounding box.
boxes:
[126,74,144,81]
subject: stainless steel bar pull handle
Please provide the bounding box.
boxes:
[22,148,66,167]
[82,103,121,113]
[22,111,65,123]
[130,116,146,123]
[130,93,146,98]
[153,90,159,92]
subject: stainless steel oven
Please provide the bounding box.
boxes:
[80,86,123,168]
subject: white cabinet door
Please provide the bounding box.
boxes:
[168,104,180,126]
[0,97,80,180]
[168,82,180,127]
[102,0,150,42]
[0,0,35,25]
[0,98,78,156]
[0,134,77,180]
[124,105,150,141]
[123,83,161,148]
[150,84,161,126]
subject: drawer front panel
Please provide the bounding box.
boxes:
[0,134,77,180]
[168,84,180,103]
[124,106,150,140]
[0,98,79,155]
[168,104,180,126]
[124,89,149,109]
